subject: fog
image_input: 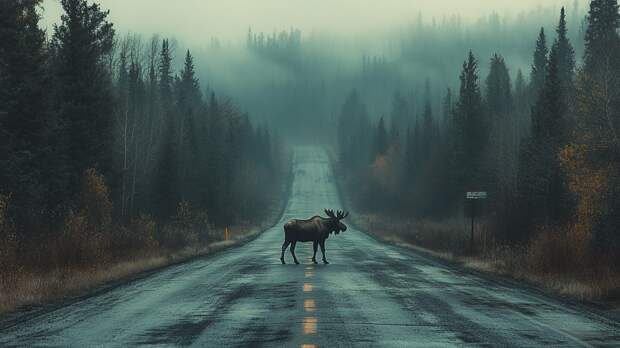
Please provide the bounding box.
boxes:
[42,0,572,42]
[41,0,586,140]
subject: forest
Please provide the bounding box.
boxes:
[1,0,619,311]
[337,1,620,298]
[0,0,287,310]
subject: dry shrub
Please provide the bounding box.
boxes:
[0,194,17,263]
[159,201,200,250]
[57,168,113,267]
[111,214,159,257]
[526,223,591,275]
[0,193,20,287]
[79,168,113,229]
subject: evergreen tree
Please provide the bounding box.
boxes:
[153,39,178,217]
[421,87,436,163]
[518,44,570,231]
[158,39,173,112]
[485,54,512,116]
[584,0,620,71]
[553,7,576,93]
[338,89,371,168]
[530,28,548,100]
[452,51,487,191]
[50,0,115,193]
[374,117,389,158]
[514,69,527,113]
[573,0,620,254]
[389,92,408,142]
[442,87,453,128]
[0,0,50,222]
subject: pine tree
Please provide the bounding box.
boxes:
[485,54,512,117]
[338,89,371,168]
[389,92,408,143]
[519,44,569,230]
[50,0,115,193]
[530,28,548,100]
[0,0,50,222]
[584,0,620,71]
[532,47,567,140]
[158,39,173,112]
[553,7,576,92]
[421,87,436,163]
[374,117,389,158]
[514,69,527,111]
[452,51,487,190]
[442,87,453,128]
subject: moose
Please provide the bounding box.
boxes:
[280,209,349,265]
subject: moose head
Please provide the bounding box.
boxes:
[324,209,350,235]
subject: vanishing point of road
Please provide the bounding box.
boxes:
[1,147,619,347]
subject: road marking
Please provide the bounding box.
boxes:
[304,299,316,312]
[303,317,317,334]
[305,271,313,278]
[300,345,316,348]
[303,283,313,292]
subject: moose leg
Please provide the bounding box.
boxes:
[290,241,300,264]
[281,240,291,264]
[319,241,329,264]
[312,241,318,264]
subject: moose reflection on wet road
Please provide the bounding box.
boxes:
[1,147,619,347]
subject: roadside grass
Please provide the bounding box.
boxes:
[0,165,291,315]
[0,220,274,315]
[349,211,620,302]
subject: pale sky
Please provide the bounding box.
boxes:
[41,0,576,44]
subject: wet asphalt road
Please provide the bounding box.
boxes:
[2,146,620,347]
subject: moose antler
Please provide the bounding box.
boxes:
[336,210,349,219]
[324,209,336,218]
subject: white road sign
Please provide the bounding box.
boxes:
[466,192,487,199]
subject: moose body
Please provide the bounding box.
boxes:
[280,209,349,264]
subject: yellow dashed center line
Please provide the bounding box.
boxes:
[303,317,317,334]
[304,299,316,312]
[302,269,317,345]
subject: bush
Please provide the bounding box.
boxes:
[0,193,18,274]
[158,201,202,250]
[57,168,114,267]
[526,223,590,275]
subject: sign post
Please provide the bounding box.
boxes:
[466,192,487,253]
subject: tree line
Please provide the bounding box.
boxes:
[0,0,286,268]
[338,1,620,271]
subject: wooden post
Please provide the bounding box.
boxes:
[470,200,475,253]
[225,227,229,241]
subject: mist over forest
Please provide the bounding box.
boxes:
[41,0,587,138]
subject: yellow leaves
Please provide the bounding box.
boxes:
[558,133,613,261]
[371,146,401,193]
[79,168,113,229]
